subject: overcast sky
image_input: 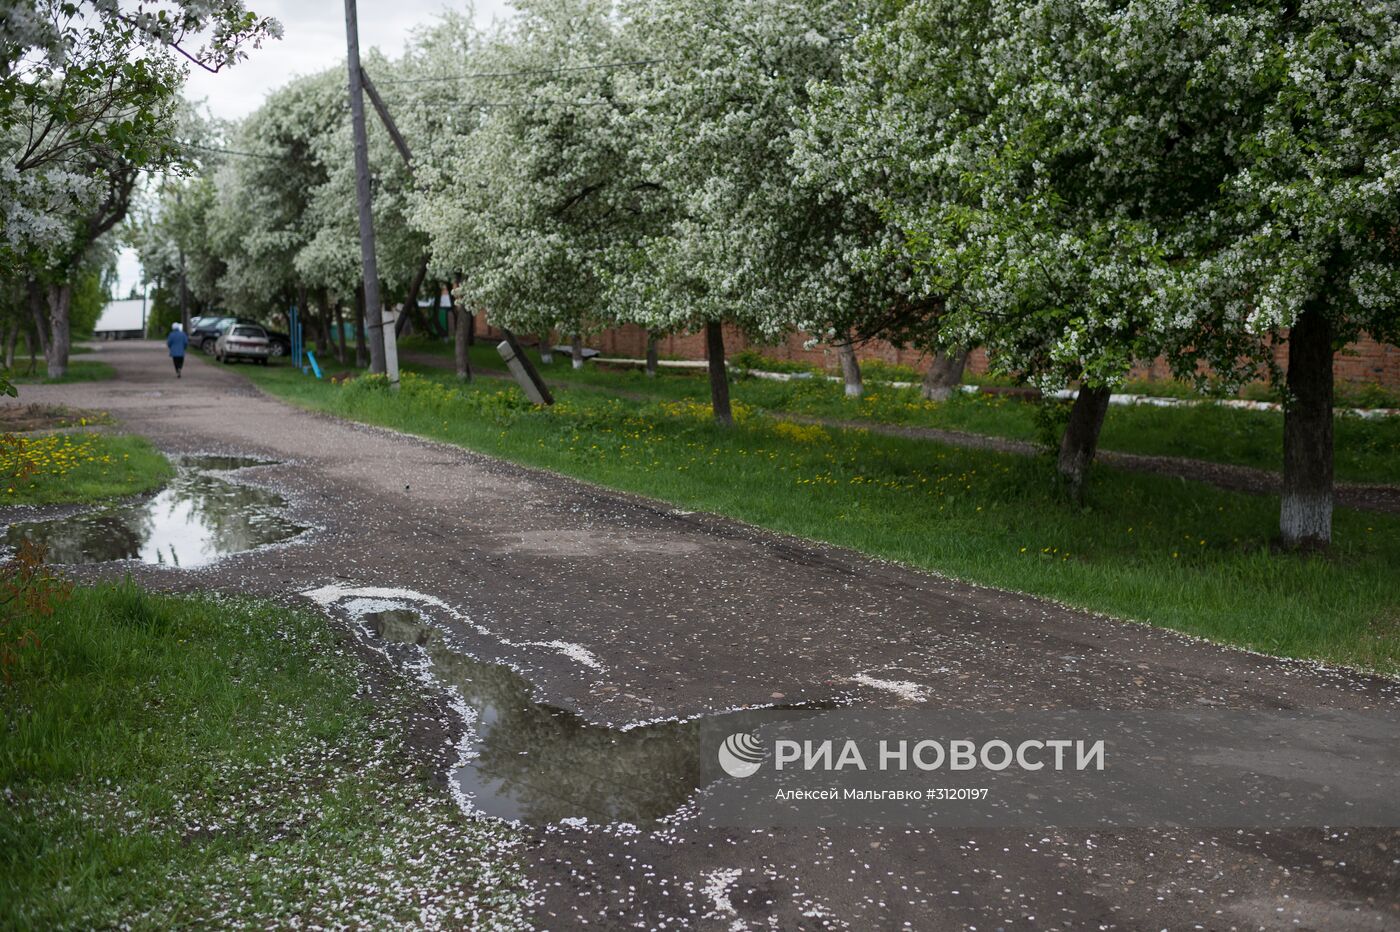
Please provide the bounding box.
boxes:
[117,0,515,295]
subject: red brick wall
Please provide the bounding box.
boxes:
[468,312,1398,389]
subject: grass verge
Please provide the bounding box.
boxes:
[0,582,529,930]
[9,360,116,385]
[242,364,1400,674]
[0,432,173,505]
[396,338,1400,485]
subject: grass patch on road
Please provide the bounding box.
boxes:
[0,432,172,505]
[243,365,1400,674]
[399,338,1400,485]
[0,582,528,930]
[9,360,116,385]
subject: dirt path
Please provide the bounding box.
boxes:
[401,348,1400,514]
[12,340,1400,931]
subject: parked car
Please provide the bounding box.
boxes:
[191,317,229,353]
[193,316,259,354]
[264,331,291,357]
[214,324,271,365]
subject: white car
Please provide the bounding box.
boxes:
[214,324,272,365]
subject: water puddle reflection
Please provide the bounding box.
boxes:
[367,609,807,826]
[5,455,304,567]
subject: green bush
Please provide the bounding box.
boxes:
[730,348,817,374]
[860,359,923,383]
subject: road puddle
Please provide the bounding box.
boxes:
[367,609,775,826]
[5,455,304,567]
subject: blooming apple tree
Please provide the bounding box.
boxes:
[407,1,658,361]
[616,0,934,415]
[1,0,280,378]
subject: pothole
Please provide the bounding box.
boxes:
[4,454,305,567]
[365,608,825,827]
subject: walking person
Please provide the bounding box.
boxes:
[167,322,188,378]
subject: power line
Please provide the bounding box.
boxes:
[377,57,667,85]
[179,141,284,161]
[168,91,626,164]
[471,99,619,107]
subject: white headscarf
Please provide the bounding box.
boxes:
[171,322,183,332]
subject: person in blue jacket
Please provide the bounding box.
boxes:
[166,322,188,377]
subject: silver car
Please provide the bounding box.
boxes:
[214,324,272,365]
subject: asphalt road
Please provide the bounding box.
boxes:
[12,341,1399,931]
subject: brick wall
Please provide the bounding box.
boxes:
[466,312,1399,389]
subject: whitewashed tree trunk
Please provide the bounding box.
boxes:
[920,348,969,401]
[836,336,863,397]
[1280,303,1333,549]
[571,333,584,369]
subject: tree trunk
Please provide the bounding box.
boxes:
[705,319,733,426]
[539,332,553,365]
[464,301,475,345]
[26,278,50,359]
[1280,303,1334,550]
[396,262,428,338]
[836,335,864,397]
[431,281,450,339]
[645,332,659,378]
[25,326,38,374]
[454,307,473,382]
[1056,385,1112,502]
[571,333,584,369]
[332,296,347,363]
[921,348,969,401]
[45,282,72,379]
[354,286,368,368]
[3,324,17,369]
[314,288,330,355]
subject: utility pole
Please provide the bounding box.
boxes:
[175,187,190,333]
[343,0,394,382]
[177,249,189,333]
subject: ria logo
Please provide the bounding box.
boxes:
[718,732,766,778]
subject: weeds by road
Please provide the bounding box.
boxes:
[398,338,1400,485]
[0,583,529,929]
[0,432,171,505]
[241,362,1400,674]
[10,360,117,385]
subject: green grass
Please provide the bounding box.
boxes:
[9,360,116,384]
[240,364,1400,674]
[1,433,174,505]
[729,347,820,374]
[0,583,528,930]
[400,339,1400,485]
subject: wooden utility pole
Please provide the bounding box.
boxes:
[361,69,430,343]
[175,187,190,333]
[177,249,189,333]
[343,0,393,381]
